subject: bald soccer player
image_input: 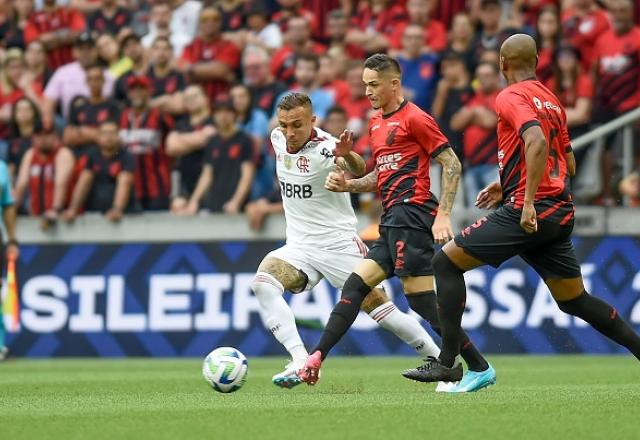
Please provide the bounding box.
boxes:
[404,34,640,384]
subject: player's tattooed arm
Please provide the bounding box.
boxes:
[433,147,462,214]
[336,152,366,177]
[346,169,378,193]
[257,257,307,293]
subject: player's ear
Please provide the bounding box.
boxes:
[311,115,317,125]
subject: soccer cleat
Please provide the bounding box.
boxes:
[298,351,322,385]
[272,360,305,389]
[401,356,463,383]
[443,364,496,393]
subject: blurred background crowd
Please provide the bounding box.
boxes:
[0,0,638,232]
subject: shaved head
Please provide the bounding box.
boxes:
[500,34,538,84]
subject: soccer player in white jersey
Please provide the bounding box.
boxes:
[251,92,441,389]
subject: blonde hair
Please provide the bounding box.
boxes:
[0,48,25,93]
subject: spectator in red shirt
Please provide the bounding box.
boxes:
[546,44,593,140]
[272,0,318,37]
[347,0,406,54]
[14,128,75,225]
[592,0,640,205]
[242,45,289,118]
[450,61,501,206]
[271,16,326,84]
[119,75,174,211]
[388,0,448,53]
[534,6,561,84]
[24,0,86,70]
[326,9,366,60]
[562,0,611,72]
[179,7,241,104]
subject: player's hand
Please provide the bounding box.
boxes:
[333,130,354,158]
[475,181,503,210]
[520,203,537,234]
[325,169,348,192]
[432,213,455,244]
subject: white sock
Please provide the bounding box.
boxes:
[252,272,308,363]
[369,301,441,358]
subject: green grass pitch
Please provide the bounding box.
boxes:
[0,356,637,440]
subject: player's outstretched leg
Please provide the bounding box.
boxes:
[549,279,640,360]
[252,257,311,389]
[363,288,440,359]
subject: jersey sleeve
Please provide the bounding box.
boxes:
[495,90,540,138]
[408,108,450,157]
[239,134,255,164]
[270,128,286,154]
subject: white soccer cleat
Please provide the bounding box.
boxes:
[435,381,459,393]
[272,360,305,389]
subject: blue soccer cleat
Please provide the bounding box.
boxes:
[272,360,304,389]
[444,364,496,393]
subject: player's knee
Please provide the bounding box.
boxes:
[342,273,372,302]
[432,250,462,278]
[361,287,389,313]
[556,290,588,315]
[251,272,284,296]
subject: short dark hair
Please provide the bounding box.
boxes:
[326,106,347,118]
[277,92,313,112]
[363,53,402,77]
[295,52,320,70]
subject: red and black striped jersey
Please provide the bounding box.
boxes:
[369,100,449,218]
[593,26,640,115]
[495,79,574,225]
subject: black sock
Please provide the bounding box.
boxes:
[558,291,640,360]
[406,291,489,371]
[432,251,468,368]
[313,273,372,360]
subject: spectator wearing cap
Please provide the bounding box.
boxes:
[113,32,148,103]
[184,95,255,215]
[534,6,561,85]
[118,75,174,211]
[64,120,136,222]
[546,44,593,140]
[166,85,215,213]
[397,24,439,112]
[63,64,121,157]
[562,0,610,72]
[274,53,334,124]
[242,45,288,118]
[325,9,365,60]
[446,13,477,74]
[270,16,326,85]
[450,61,501,206]
[13,128,75,226]
[388,0,448,53]
[43,33,115,124]
[431,50,473,160]
[7,97,42,179]
[147,37,187,115]
[179,7,241,104]
[24,0,86,70]
[592,0,640,206]
[87,0,132,38]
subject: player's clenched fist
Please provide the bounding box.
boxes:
[325,169,348,192]
[432,213,455,245]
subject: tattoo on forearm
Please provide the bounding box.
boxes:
[338,153,366,177]
[257,257,306,292]
[435,148,461,214]
[347,170,378,193]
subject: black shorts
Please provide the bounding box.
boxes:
[367,205,435,278]
[454,205,582,279]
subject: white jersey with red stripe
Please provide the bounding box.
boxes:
[271,127,358,248]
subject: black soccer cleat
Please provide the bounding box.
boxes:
[402,356,463,383]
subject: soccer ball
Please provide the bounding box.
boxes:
[202,347,248,393]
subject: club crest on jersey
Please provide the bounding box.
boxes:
[284,155,292,169]
[296,156,310,173]
[386,127,398,146]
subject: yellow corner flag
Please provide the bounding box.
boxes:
[3,255,19,332]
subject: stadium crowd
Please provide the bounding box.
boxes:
[0,0,639,230]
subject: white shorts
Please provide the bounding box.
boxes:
[266,236,369,291]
